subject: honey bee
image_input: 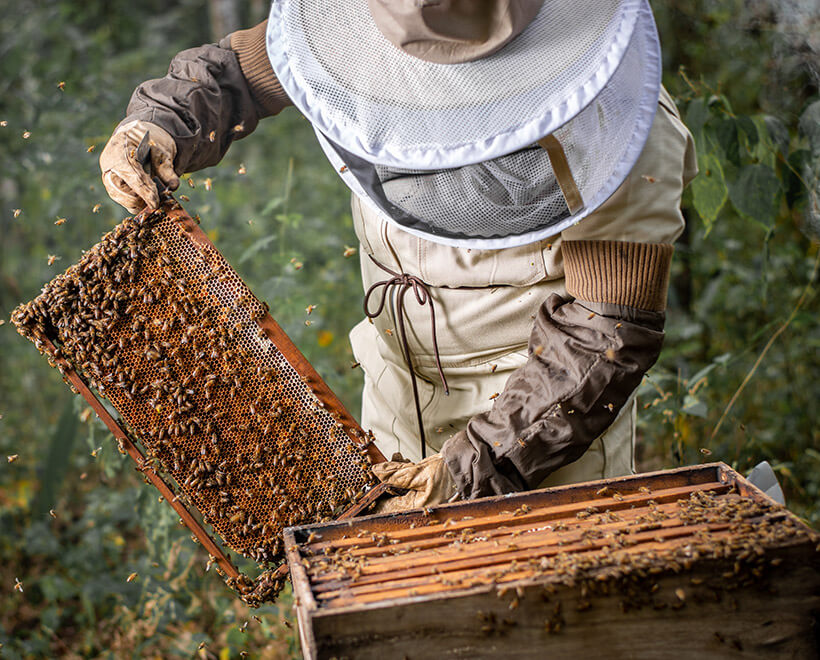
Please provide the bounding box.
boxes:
[54,217,67,226]
[56,81,66,91]
[238,164,247,175]
[87,144,96,153]
[12,209,21,218]
[47,254,60,266]
[7,454,19,463]
[208,130,216,142]
[343,245,357,258]
[22,130,31,139]
[126,572,138,583]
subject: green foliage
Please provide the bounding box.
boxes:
[637,2,819,529]
[0,0,817,657]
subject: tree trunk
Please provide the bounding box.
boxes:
[208,0,241,40]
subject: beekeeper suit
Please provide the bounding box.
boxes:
[100,0,697,512]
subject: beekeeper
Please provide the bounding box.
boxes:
[100,0,697,512]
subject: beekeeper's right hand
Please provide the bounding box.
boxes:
[100,120,180,214]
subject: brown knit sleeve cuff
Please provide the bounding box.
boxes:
[228,20,292,118]
[562,240,674,311]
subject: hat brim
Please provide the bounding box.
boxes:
[311,3,661,250]
[267,0,646,170]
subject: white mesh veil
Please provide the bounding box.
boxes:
[309,3,660,249]
[268,0,644,169]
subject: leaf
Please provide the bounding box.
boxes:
[260,196,284,217]
[736,114,759,151]
[713,117,740,165]
[763,115,789,158]
[690,152,727,231]
[728,163,782,229]
[238,235,277,264]
[687,362,719,392]
[751,116,778,168]
[682,394,708,418]
[799,101,820,158]
[31,398,78,519]
[684,98,708,148]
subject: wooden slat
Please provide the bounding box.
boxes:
[283,528,319,660]
[307,497,696,579]
[304,481,730,554]
[307,501,764,588]
[314,521,741,604]
[306,488,737,573]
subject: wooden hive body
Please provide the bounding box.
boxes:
[285,463,820,659]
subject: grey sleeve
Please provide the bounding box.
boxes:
[121,21,291,174]
[122,42,261,174]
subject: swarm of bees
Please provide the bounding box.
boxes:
[12,202,378,605]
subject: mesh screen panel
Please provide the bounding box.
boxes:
[374,145,570,239]
[13,205,378,576]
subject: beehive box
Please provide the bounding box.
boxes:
[285,463,820,659]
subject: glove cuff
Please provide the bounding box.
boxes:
[563,240,674,312]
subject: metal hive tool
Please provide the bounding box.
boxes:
[12,198,389,605]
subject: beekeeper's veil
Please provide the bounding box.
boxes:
[266,0,662,249]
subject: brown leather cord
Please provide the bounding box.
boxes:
[537,134,584,214]
[363,254,450,459]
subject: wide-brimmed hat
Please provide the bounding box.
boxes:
[266,0,662,248]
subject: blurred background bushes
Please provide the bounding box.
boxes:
[0,0,817,657]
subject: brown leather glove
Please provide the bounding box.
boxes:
[99,120,180,214]
[372,454,460,514]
